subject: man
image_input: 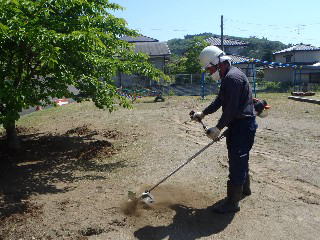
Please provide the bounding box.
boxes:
[191,46,257,214]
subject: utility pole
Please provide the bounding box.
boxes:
[220,15,224,51]
[295,24,306,35]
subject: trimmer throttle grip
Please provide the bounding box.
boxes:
[220,128,229,138]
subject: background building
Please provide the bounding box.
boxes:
[116,35,171,88]
[264,44,320,86]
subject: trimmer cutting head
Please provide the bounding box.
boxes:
[140,191,154,204]
[128,190,154,205]
[253,98,271,118]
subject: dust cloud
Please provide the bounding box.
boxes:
[121,184,211,216]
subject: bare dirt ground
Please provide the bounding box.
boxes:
[0,93,320,240]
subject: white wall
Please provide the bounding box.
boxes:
[264,67,294,82]
[275,51,320,64]
[264,67,320,84]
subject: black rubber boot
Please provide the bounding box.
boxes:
[243,174,251,197]
[213,182,243,214]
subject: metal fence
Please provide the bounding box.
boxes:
[117,73,320,102]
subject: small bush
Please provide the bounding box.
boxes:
[168,89,176,96]
[310,84,320,92]
[259,81,292,92]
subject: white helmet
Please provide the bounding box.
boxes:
[199,46,231,69]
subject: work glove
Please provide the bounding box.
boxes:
[206,127,221,140]
[190,111,205,122]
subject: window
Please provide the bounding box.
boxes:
[284,55,292,63]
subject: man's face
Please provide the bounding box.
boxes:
[205,64,218,76]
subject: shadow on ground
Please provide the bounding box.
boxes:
[134,202,235,240]
[0,126,127,220]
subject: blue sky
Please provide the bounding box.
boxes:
[111,0,320,46]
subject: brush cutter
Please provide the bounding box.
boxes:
[128,117,228,205]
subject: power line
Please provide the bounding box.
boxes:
[225,17,320,29]
[223,17,319,44]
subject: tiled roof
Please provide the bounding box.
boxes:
[120,35,158,43]
[274,44,320,54]
[206,37,248,46]
[134,42,171,56]
[229,55,251,63]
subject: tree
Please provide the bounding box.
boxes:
[168,33,289,62]
[167,37,209,75]
[0,0,167,149]
[184,37,209,74]
[167,38,188,56]
[239,37,288,61]
[165,54,187,74]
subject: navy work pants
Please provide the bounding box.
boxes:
[226,117,258,185]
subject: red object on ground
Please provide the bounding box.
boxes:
[54,98,69,106]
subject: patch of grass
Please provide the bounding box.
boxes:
[2,92,318,136]
[17,101,99,130]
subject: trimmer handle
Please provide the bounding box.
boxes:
[190,110,228,137]
[219,128,229,139]
[189,110,207,130]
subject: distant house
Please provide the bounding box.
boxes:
[206,37,248,55]
[273,44,320,65]
[264,44,320,85]
[116,35,171,87]
[206,37,255,79]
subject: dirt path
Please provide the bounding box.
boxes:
[1,94,320,239]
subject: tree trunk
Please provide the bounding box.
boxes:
[5,121,21,150]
